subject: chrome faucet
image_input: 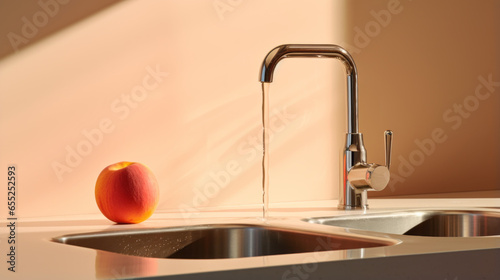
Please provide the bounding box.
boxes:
[259,44,393,210]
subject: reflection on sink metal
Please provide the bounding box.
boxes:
[53,224,395,259]
[405,212,500,237]
[305,209,500,237]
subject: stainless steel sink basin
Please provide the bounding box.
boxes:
[52,223,395,259]
[304,209,500,237]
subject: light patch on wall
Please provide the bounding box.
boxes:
[0,0,346,218]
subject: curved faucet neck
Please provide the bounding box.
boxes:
[259,44,358,134]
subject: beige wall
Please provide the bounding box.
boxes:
[1,0,498,219]
[345,0,500,197]
[0,0,346,218]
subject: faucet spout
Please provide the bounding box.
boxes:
[259,44,392,210]
[259,44,358,134]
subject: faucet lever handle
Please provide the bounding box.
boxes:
[384,130,393,170]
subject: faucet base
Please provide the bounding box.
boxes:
[337,205,367,210]
[338,190,368,210]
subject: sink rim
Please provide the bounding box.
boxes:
[303,208,500,237]
[52,222,400,259]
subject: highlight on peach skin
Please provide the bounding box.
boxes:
[95,161,159,224]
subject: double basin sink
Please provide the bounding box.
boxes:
[53,209,500,260]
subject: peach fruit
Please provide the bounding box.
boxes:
[95,161,159,224]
